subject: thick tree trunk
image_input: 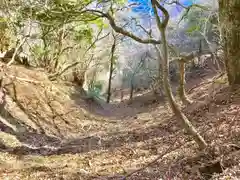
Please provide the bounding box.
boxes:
[219,0,240,85]
[154,46,165,97]
[160,29,207,149]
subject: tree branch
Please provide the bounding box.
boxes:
[85,9,162,44]
[153,0,170,28]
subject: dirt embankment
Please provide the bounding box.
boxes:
[0,63,239,180]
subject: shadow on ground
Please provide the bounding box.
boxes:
[1,80,240,180]
[71,88,166,119]
[70,66,217,120]
[0,108,62,149]
[1,115,181,156]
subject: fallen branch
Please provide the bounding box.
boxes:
[187,80,212,94]
[187,72,225,94]
[7,37,28,67]
[4,73,42,85]
[0,65,42,86]
[123,138,180,179]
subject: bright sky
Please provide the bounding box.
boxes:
[128,0,198,17]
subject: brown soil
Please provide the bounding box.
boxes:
[0,62,239,180]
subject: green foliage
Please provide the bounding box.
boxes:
[183,8,204,33]
[91,18,109,29]
[32,45,45,56]
[86,80,106,102]
[89,81,103,93]
[15,0,100,71]
[186,24,201,35]
[31,45,48,62]
[72,23,93,43]
[0,0,125,76]
[0,17,11,51]
[114,0,127,5]
[112,55,118,67]
[181,7,214,38]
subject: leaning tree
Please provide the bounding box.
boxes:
[86,0,207,149]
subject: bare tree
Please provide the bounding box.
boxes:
[151,0,207,149]
[87,1,208,148]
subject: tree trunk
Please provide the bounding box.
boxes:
[106,64,114,103]
[106,36,116,103]
[154,46,165,97]
[52,28,64,73]
[73,70,85,88]
[129,78,134,102]
[160,28,207,149]
[219,0,240,85]
[42,37,49,68]
[101,0,207,149]
[120,89,124,102]
[178,60,192,104]
[120,81,124,102]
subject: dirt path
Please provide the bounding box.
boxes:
[0,64,239,180]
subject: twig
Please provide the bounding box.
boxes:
[48,27,109,80]
[123,138,180,179]
[6,37,27,66]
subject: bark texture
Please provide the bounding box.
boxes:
[160,29,207,150]
[219,0,240,85]
[106,35,116,103]
[178,60,192,104]
[152,0,207,149]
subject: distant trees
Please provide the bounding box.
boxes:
[4,0,238,150]
[128,53,146,102]
[0,0,111,87]
[88,0,208,149]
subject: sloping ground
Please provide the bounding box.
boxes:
[0,63,239,180]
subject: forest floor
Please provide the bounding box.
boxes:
[0,62,239,180]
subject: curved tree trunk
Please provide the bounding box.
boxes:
[99,0,207,149]
[160,29,207,149]
[219,0,240,85]
[150,0,207,149]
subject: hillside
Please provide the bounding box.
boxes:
[0,63,239,180]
